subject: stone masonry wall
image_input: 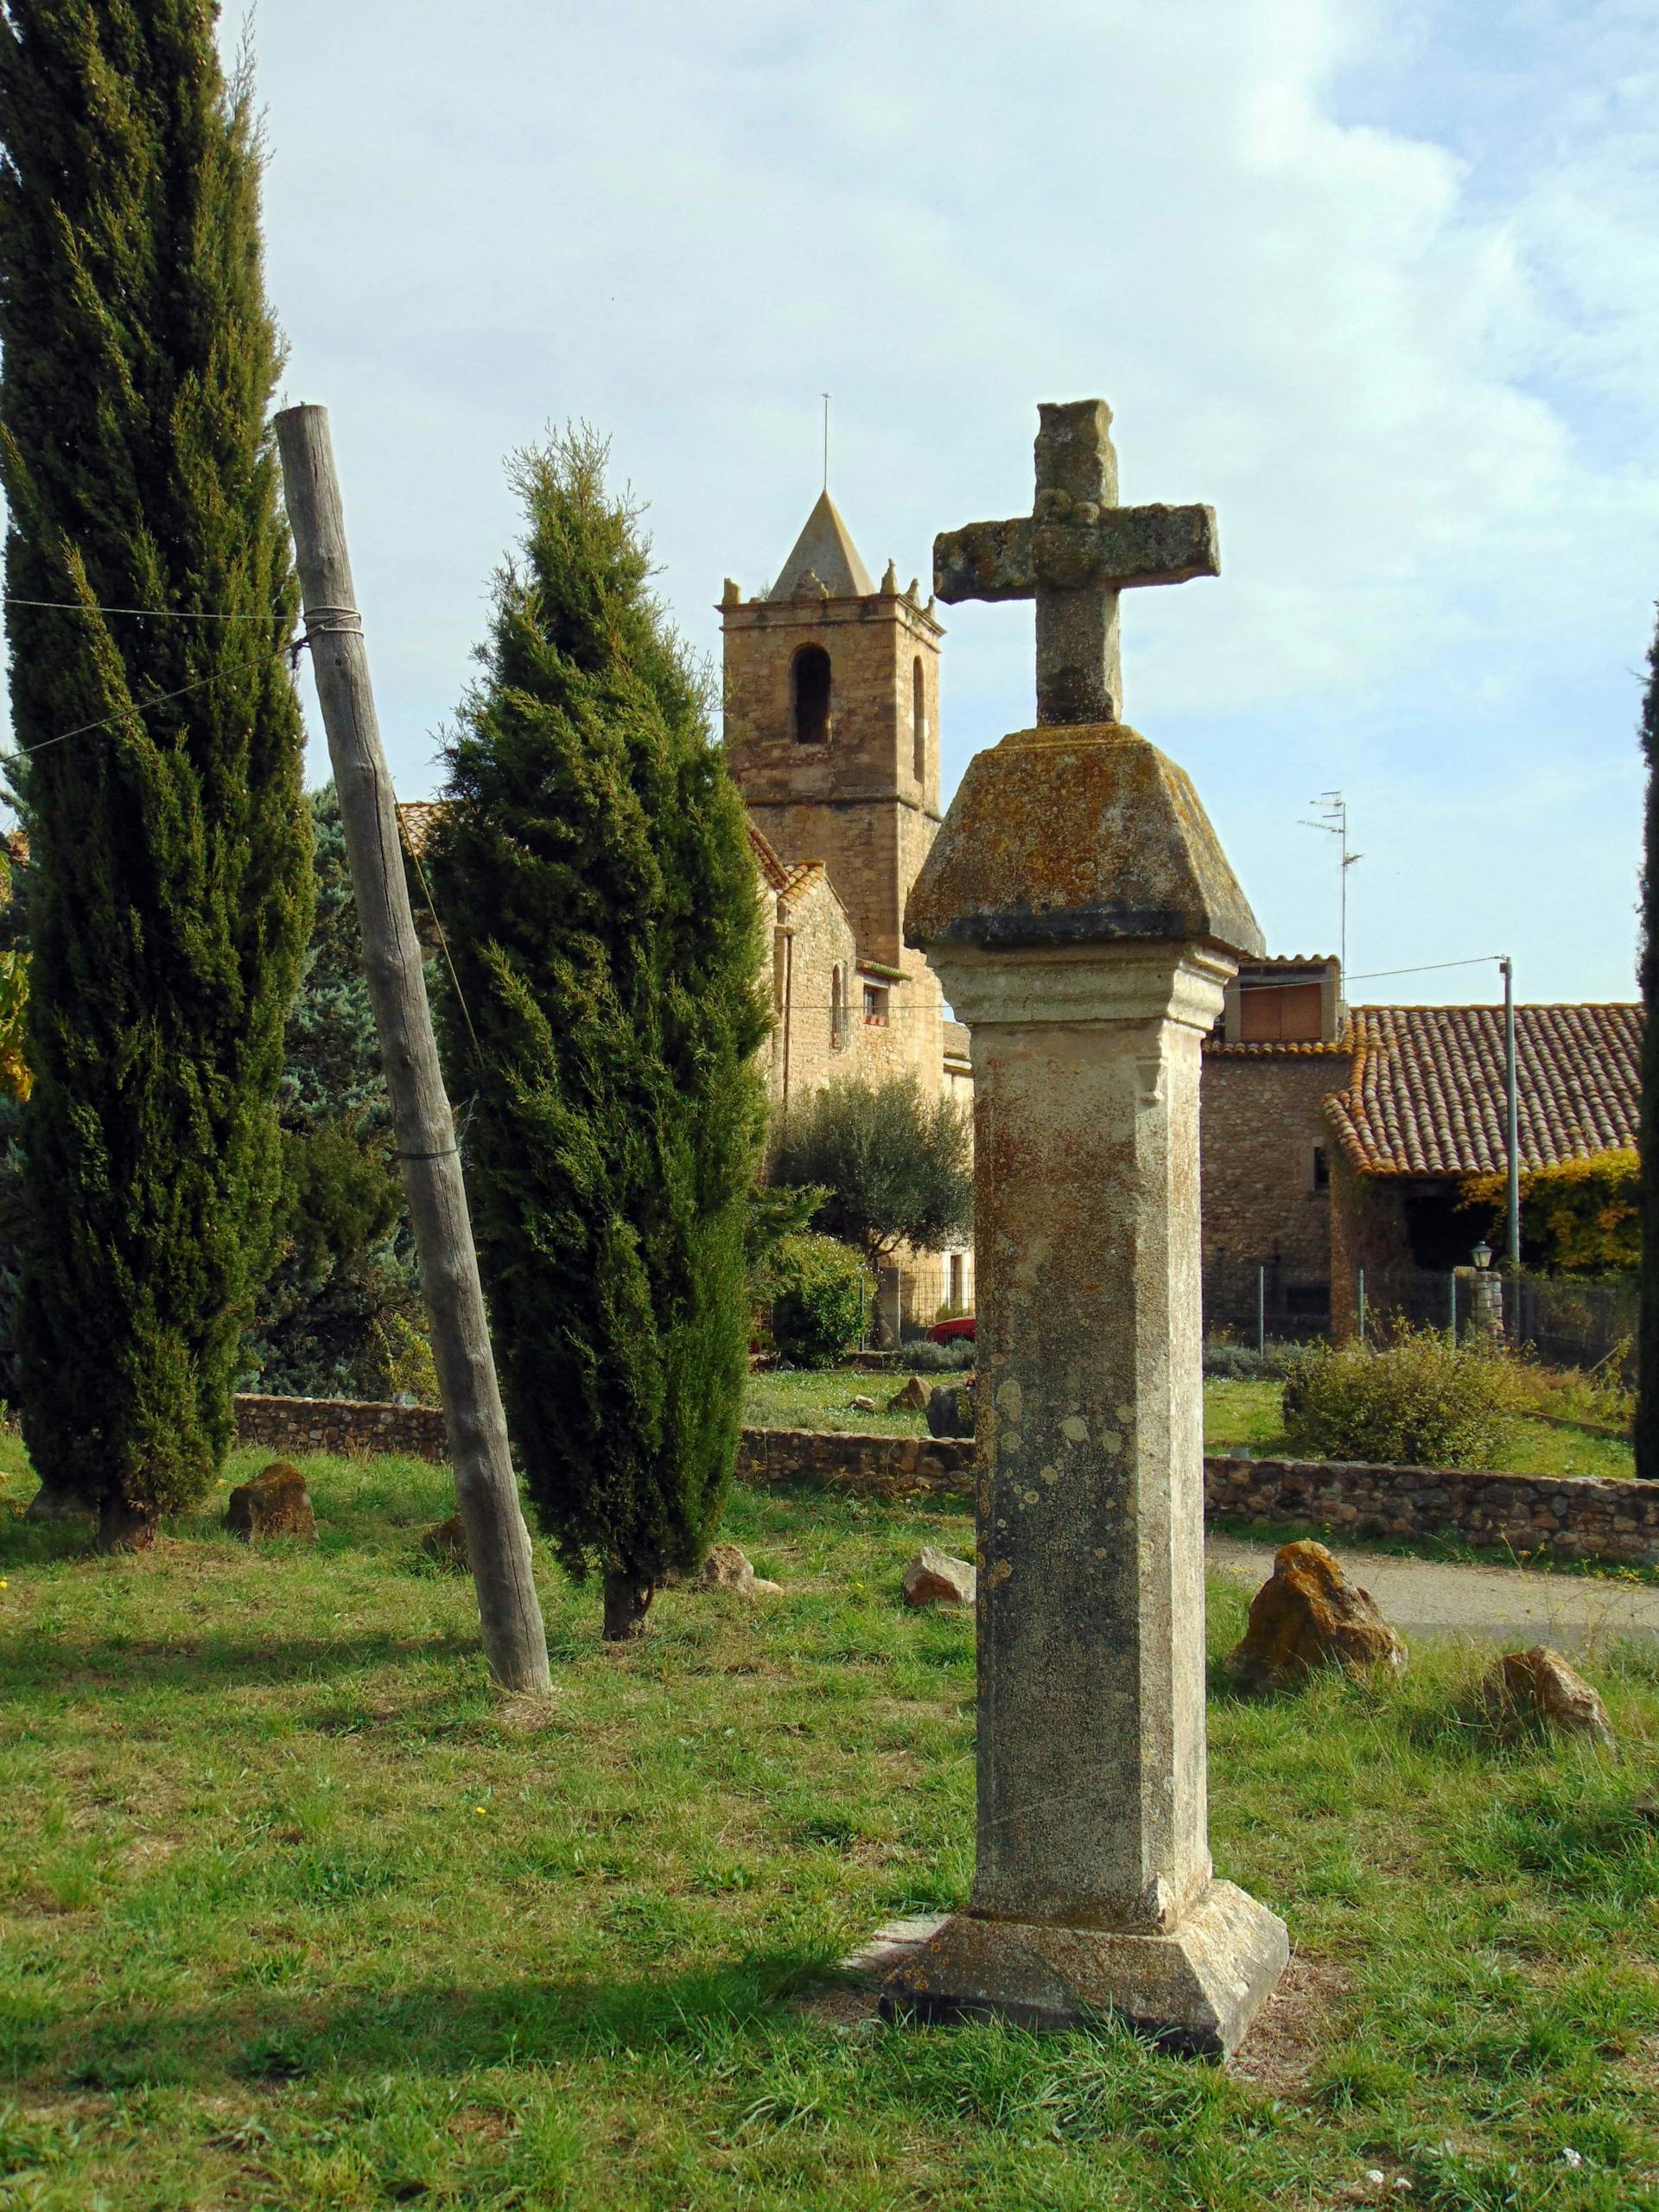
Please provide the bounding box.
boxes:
[236,1393,448,1462]
[233,1396,1659,1567]
[1200,1048,1341,1283]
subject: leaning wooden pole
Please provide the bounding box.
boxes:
[276,404,550,1694]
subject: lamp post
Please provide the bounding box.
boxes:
[1499,957,1520,1272]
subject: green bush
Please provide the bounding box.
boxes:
[1204,1338,1302,1382]
[1281,1329,1519,1469]
[770,1234,870,1369]
[906,1339,976,1374]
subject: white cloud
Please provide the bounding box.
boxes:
[170,3,1659,995]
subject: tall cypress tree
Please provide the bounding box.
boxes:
[1637,606,1659,1480]
[0,5,312,1543]
[427,430,767,1637]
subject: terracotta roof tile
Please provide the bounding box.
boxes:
[395,799,442,858]
[747,822,791,893]
[1325,1003,1641,1178]
[779,859,825,909]
[1205,1039,1348,1058]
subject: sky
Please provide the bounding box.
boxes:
[206,0,1657,1005]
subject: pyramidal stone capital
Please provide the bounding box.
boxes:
[905,721,1262,961]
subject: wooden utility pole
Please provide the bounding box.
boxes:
[275,404,550,1695]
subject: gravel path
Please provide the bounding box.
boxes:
[1209,1533,1659,1644]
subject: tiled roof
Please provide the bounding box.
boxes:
[779,859,827,910]
[1206,1039,1348,1058]
[1236,953,1338,970]
[747,822,791,893]
[396,799,442,858]
[1325,1003,1641,1178]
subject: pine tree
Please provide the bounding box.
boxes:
[0,5,312,1543]
[1637,606,1659,1479]
[247,784,426,1402]
[426,430,767,1637]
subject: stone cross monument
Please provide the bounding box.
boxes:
[882,400,1287,2057]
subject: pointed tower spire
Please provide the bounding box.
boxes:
[770,490,876,601]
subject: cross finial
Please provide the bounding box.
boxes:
[934,400,1218,726]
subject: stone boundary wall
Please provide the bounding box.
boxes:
[1205,1454,1659,1568]
[235,1394,447,1463]
[232,1396,1659,1568]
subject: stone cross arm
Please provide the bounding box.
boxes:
[932,399,1218,727]
[934,503,1218,606]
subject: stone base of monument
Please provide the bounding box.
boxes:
[874,1882,1288,2060]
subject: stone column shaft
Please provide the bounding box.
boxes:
[961,944,1224,1931]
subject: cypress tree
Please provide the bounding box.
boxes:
[1637,605,1659,1479]
[427,430,767,1637]
[0,5,312,1543]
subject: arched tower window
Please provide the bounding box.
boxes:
[792,645,831,744]
[912,656,926,782]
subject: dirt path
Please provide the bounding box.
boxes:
[1209,1533,1659,1644]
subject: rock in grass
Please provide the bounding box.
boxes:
[421,1513,470,1570]
[902,1546,976,1609]
[887,1376,931,1414]
[925,1382,975,1440]
[1228,1540,1405,1688]
[695,1542,782,1597]
[224,1460,315,1543]
[24,1484,91,1522]
[848,1394,878,1413]
[1478,1645,1615,1752]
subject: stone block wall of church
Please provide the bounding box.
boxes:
[1200,1051,1340,1330]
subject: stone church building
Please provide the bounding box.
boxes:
[720,490,974,1333]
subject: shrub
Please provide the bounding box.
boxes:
[1204,1338,1301,1382]
[1281,1328,1519,1469]
[769,1234,870,1369]
[906,1339,976,1374]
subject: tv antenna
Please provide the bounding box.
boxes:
[1299,791,1362,980]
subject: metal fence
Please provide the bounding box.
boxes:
[1205,1260,1636,1376]
[1362,1266,1636,1375]
[1202,1262,1332,1348]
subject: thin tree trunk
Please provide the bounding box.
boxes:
[275,405,551,1688]
[601,1567,653,1642]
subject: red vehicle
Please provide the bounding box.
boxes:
[927,1315,976,1344]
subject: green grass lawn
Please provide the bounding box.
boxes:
[0,1449,1655,2207]
[747,1369,1639,1481]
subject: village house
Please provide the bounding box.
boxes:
[1201,955,1640,1341]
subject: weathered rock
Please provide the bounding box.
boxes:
[926,1382,975,1440]
[1478,1645,1615,1751]
[1228,1541,1406,1688]
[421,1513,470,1570]
[902,1545,976,1608]
[695,1542,781,1597]
[24,1484,92,1522]
[887,1376,931,1413]
[848,1394,877,1413]
[225,1460,316,1543]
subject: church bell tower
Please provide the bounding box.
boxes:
[720,491,945,1078]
